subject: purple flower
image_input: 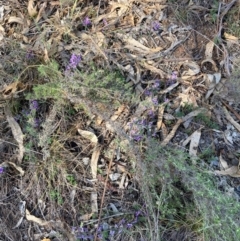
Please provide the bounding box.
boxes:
[66,54,81,72]
[144,89,151,96]
[127,223,133,229]
[33,118,40,128]
[152,21,160,31]
[30,100,39,110]
[26,50,35,59]
[135,211,141,217]
[83,17,91,27]
[103,18,108,26]
[109,230,115,237]
[0,167,4,174]
[152,96,158,105]
[153,80,160,89]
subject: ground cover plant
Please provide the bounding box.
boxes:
[1,0,240,241]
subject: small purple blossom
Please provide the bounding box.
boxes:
[83,16,91,27]
[127,223,133,229]
[109,230,115,237]
[0,167,4,174]
[153,80,160,89]
[152,21,160,31]
[152,96,158,105]
[33,118,40,128]
[66,54,81,73]
[26,50,35,59]
[30,100,39,110]
[144,89,151,96]
[103,18,108,26]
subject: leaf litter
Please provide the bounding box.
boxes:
[0,0,240,240]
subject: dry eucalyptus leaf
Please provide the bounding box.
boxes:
[26,209,52,226]
[189,129,202,156]
[215,165,240,177]
[181,61,200,78]
[205,41,215,59]
[8,16,24,25]
[223,106,240,132]
[91,147,100,179]
[2,81,26,98]
[109,173,121,181]
[78,129,98,144]
[204,73,221,99]
[79,213,93,221]
[8,162,25,176]
[157,104,165,130]
[28,0,38,17]
[219,154,228,170]
[91,192,98,213]
[111,105,126,121]
[5,107,24,162]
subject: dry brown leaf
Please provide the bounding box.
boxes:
[8,162,25,176]
[26,209,52,226]
[157,104,165,130]
[224,32,238,41]
[219,153,228,170]
[215,165,240,177]
[141,62,165,78]
[111,105,126,121]
[189,129,202,156]
[0,161,24,176]
[181,61,200,78]
[28,0,38,17]
[91,147,100,179]
[8,16,24,25]
[41,239,51,241]
[79,213,93,221]
[5,107,24,163]
[91,192,98,213]
[36,2,47,23]
[117,33,163,53]
[205,41,215,59]
[1,81,26,99]
[223,106,240,132]
[161,108,206,146]
[78,129,98,144]
[160,81,179,94]
[204,73,221,100]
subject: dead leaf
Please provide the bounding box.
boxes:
[1,81,26,99]
[215,165,240,177]
[0,161,24,176]
[5,107,24,163]
[91,192,98,213]
[78,129,98,144]
[41,238,51,241]
[8,16,24,25]
[189,129,202,156]
[28,0,38,17]
[91,147,100,179]
[79,213,93,221]
[219,154,228,170]
[181,61,200,78]
[205,41,215,59]
[26,209,52,226]
[36,2,47,23]
[223,106,240,132]
[157,104,165,130]
[111,105,126,121]
[204,73,221,100]
[8,162,25,176]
